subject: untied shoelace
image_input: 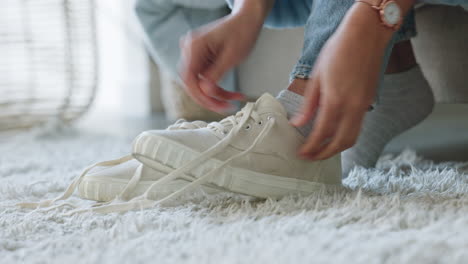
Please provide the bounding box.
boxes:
[18,102,275,214]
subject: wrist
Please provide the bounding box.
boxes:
[231,0,274,23]
[342,3,395,48]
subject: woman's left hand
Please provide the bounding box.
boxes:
[291,3,393,160]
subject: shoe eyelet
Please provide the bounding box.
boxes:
[245,125,251,130]
[258,120,263,125]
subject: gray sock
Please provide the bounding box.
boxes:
[342,65,435,177]
[276,66,434,177]
[276,89,314,137]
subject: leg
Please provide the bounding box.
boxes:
[341,40,435,176]
[289,0,356,81]
[277,0,357,136]
[279,1,418,114]
[274,1,434,176]
[385,40,417,74]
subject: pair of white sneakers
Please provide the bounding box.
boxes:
[20,93,341,214]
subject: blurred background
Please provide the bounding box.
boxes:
[1,0,467,161]
[1,0,150,127]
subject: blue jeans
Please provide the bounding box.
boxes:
[226,0,468,99]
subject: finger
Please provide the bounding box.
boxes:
[180,64,230,111]
[308,109,365,160]
[181,72,232,112]
[290,77,320,127]
[179,40,231,111]
[199,78,245,101]
[200,51,246,101]
[299,97,342,156]
[179,33,202,91]
[178,39,206,102]
[201,49,233,84]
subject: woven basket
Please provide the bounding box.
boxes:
[0,0,98,131]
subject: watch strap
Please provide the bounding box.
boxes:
[355,0,402,31]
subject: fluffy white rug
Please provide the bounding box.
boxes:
[1,129,468,264]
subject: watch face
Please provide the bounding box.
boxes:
[383,2,401,25]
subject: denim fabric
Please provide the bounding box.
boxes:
[226,0,467,29]
[289,0,355,81]
[225,0,313,28]
[135,0,237,92]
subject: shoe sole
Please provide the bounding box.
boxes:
[132,131,332,199]
[78,175,223,202]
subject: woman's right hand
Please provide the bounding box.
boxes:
[179,8,266,113]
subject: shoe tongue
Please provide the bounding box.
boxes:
[254,93,287,117]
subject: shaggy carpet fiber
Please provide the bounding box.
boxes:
[1,128,468,264]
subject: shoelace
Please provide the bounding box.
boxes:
[17,155,135,210]
[167,119,208,130]
[207,107,262,135]
[18,102,275,214]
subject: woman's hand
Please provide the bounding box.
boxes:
[291,3,394,160]
[179,2,270,113]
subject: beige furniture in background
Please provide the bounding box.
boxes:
[412,5,468,103]
[384,5,468,161]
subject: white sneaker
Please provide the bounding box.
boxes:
[77,120,221,202]
[77,158,221,202]
[19,93,341,214]
[132,93,341,198]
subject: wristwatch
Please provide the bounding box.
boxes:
[356,0,403,31]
